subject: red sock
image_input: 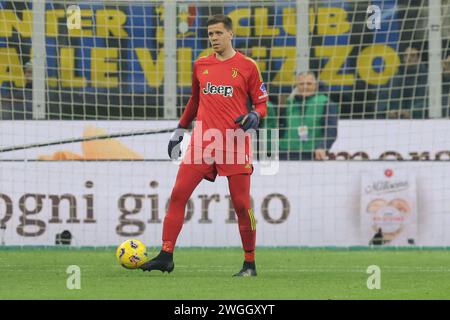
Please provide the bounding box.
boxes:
[162,165,204,253]
[228,174,256,262]
[245,249,255,262]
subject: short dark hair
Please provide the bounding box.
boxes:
[206,14,233,30]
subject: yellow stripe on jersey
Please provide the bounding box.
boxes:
[195,49,214,62]
[195,55,209,63]
[244,56,263,82]
[248,208,256,231]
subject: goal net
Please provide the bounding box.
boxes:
[1,0,450,248]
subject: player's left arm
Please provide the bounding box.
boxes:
[235,60,269,131]
[247,60,268,119]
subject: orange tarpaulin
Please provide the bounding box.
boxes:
[38,126,144,160]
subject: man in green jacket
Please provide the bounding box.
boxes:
[279,71,338,160]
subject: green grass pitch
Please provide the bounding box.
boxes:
[0,247,449,299]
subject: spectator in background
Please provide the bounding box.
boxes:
[442,55,450,117]
[279,71,338,161]
[1,61,33,120]
[369,228,384,246]
[377,46,428,119]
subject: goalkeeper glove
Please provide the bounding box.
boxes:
[168,125,186,160]
[234,111,260,131]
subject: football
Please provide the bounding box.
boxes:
[116,239,149,269]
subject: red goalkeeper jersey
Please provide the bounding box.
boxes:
[179,51,268,156]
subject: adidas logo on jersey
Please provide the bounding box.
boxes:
[202,82,233,97]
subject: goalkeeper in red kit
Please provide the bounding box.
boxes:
[140,14,268,276]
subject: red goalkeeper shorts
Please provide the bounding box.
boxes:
[180,145,253,182]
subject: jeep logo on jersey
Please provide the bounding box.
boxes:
[202,82,233,97]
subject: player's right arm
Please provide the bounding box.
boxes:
[168,62,200,159]
[179,63,200,128]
